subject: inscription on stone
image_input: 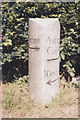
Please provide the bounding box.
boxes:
[46,78,59,86]
[47,36,59,44]
[44,70,58,79]
[47,47,59,55]
[29,37,40,42]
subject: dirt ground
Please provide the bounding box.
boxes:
[1,80,79,118]
[2,104,78,118]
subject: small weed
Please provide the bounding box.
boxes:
[2,79,78,118]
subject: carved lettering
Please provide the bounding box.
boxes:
[47,36,59,44]
[44,70,58,78]
[47,47,59,55]
[29,38,40,44]
[46,78,59,86]
[44,70,50,78]
[30,37,40,41]
[47,36,51,42]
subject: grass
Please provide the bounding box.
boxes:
[2,77,78,118]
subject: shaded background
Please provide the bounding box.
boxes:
[2,2,80,83]
[0,3,1,82]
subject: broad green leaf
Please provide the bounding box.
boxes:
[61,53,65,60]
[69,72,75,77]
[77,47,80,54]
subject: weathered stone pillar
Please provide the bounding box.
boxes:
[29,18,60,104]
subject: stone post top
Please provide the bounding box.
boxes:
[29,18,60,25]
[29,18,59,21]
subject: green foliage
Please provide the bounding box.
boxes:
[15,75,29,85]
[2,2,80,83]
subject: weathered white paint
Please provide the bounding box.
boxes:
[29,18,60,104]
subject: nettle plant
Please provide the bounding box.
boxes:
[2,2,80,83]
[60,37,79,81]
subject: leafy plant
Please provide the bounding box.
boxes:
[2,2,80,83]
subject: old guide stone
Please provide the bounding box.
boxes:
[29,18,60,104]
